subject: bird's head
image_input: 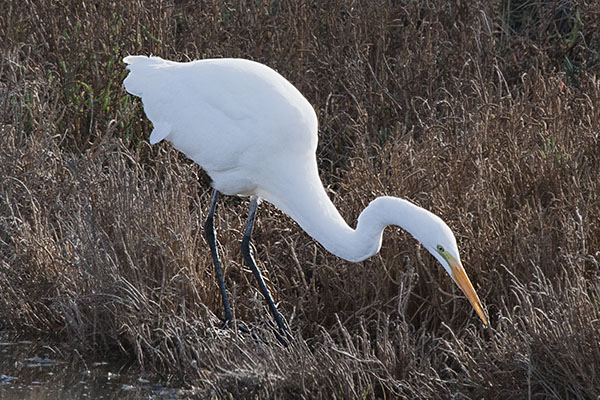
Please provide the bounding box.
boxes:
[361,196,487,325]
[419,221,487,326]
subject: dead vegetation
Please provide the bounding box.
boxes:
[1,0,599,398]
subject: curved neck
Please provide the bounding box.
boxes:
[258,164,429,262]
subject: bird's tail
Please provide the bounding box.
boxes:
[122,55,166,97]
[123,55,174,144]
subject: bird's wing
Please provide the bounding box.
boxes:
[123,56,318,182]
[148,121,171,145]
[124,56,241,166]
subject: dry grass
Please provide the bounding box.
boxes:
[1,0,600,398]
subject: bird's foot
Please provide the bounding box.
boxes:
[220,316,251,335]
[220,316,292,346]
[266,315,293,346]
[272,324,293,347]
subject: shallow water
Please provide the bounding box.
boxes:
[0,333,190,400]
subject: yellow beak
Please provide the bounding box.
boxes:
[448,258,487,326]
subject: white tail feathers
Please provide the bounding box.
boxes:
[122,55,166,97]
[123,55,173,144]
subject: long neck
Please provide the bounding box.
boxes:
[258,163,430,262]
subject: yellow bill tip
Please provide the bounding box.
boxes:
[449,260,488,326]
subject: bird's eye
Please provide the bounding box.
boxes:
[437,245,445,253]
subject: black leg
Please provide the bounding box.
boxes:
[204,189,233,325]
[241,196,292,344]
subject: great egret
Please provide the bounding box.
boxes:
[123,55,487,340]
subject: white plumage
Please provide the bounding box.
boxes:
[123,55,487,332]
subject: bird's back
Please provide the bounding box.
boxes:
[123,56,319,196]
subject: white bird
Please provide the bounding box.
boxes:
[123,55,487,341]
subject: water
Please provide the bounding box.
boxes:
[0,334,193,400]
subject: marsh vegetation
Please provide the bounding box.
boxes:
[1,1,599,398]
